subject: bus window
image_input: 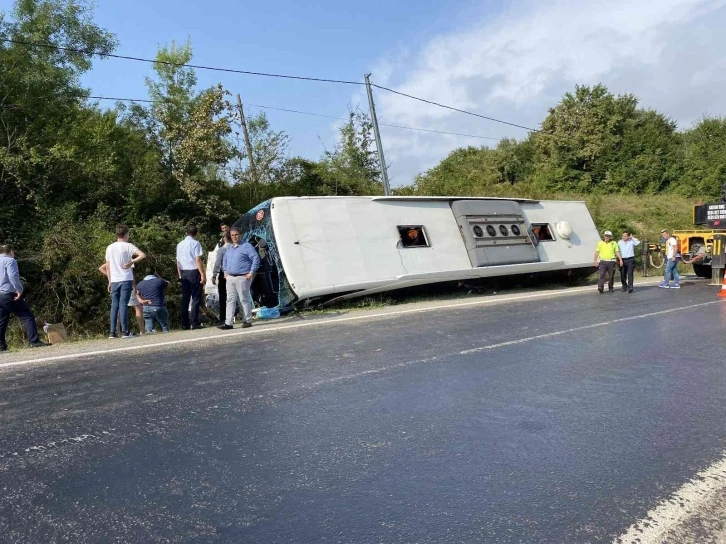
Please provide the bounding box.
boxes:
[532,224,555,241]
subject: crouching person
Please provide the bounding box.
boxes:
[0,245,48,351]
[136,270,170,333]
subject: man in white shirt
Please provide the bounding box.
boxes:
[176,224,206,330]
[105,225,146,338]
[617,231,640,293]
[658,229,681,289]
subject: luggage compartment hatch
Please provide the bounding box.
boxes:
[451,200,540,267]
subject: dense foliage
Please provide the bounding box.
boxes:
[407,84,726,199]
[0,1,383,342]
[1,1,724,344]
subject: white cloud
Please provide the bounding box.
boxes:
[371,0,726,186]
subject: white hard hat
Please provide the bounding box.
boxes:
[604,230,613,236]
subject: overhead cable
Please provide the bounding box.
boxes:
[3,38,365,86]
[6,38,539,132]
[371,84,542,133]
[87,96,502,141]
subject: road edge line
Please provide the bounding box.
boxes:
[614,451,726,544]
[0,278,679,368]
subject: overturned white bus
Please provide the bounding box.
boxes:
[220,196,600,309]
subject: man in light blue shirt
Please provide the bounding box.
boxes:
[0,245,47,351]
[176,225,206,330]
[618,231,640,293]
[218,228,260,330]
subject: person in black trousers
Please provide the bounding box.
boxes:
[617,231,641,293]
[212,231,232,324]
[0,245,48,351]
[176,225,206,330]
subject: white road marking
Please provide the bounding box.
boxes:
[459,301,721,355]
[0,279,696,369]
[614,452,726,544]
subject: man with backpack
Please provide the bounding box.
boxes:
[594,231,623,294]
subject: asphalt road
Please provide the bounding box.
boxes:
[1,281,725,543]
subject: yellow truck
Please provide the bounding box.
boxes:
[671,229,725,278]
[654,195,726,279]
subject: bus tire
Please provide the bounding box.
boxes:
[693,263,711,278]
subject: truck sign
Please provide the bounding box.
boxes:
[706,204,726,227]
[694,202,726,228]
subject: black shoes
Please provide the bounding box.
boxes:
[622,287,628,292]
[191,324,205,330]
[218,322,252,330]
[0,341,48,352]
[628,289,633,293]
[598,288,604,294]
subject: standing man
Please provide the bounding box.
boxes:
[212,231,232,325]
[105,225,146,339]
[658,229,681,289]
[218,223,230,248]
[0,245,48,351]
[618,231,641,293]
[218,227,260,330]
[594,230,623,294]
[176,224,206,330]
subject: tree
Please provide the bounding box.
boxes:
[674,117,726,198]
[0,0,117,244]
[411,140,536,197]
[128,39,235,224]
[230,111,291,207]
[604,109,682,194]
[530,84,639,192]
[317,108,384,195]
[518,84,683,195]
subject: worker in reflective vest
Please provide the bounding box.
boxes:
[594,231,623,294]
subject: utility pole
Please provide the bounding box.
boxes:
[235,93,258,182]
[364,73,391,196]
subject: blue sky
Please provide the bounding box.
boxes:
[6,0,726,186]
[69,0,486,183]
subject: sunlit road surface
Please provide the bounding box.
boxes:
[1,280,725,543]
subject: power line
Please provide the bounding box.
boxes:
[246,104,341,120]
[89,95,151,103]
[6,38,541,132]
[379,123,500,141]
[371,83,542,133]
[3,38,365,86]
[87,95,503,141]
[244,103,501,140]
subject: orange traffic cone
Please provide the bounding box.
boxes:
[719,270,726,298]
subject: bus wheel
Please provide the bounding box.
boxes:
[693,264,711,278]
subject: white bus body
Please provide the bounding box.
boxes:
[230,196,600,308]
